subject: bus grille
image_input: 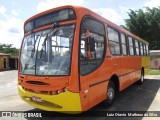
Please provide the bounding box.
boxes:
[26,81,50,85]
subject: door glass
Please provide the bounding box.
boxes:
[80,18,105,75]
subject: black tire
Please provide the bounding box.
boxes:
[103,81,115,107]
[138,69,144,85]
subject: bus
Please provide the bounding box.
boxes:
[18,5,150,113]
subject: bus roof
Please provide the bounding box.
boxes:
[24,5,149,44]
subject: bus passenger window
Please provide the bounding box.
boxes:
[80,17,105,75]
[107,28,120,55]
[135,40,140,55]
[121,33,127,55]
[143,44,146,56]
[140,42,144,55]
[146,45,149,55]
[128,37,134,55]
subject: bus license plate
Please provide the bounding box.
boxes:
[31,96,42,102]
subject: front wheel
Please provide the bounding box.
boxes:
[103,81,115,107]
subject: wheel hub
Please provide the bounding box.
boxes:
[141,73,144,82]
[108,88,114,100]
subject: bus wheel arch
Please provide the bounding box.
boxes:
[110,75,120,93]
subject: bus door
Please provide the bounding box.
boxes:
[79,17,106,109]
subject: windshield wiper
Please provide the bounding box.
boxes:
[42,22,58,46]
[40,22,58,58]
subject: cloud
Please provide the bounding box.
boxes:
[144,0,160,8]
[9,27,20,33]
[93,8,124,25]
[0,17,23,48]
[0,6,7,17]
[119,5,130,15]
[11,10,19,16]
[37,0,85,12]
[0,6,23,48]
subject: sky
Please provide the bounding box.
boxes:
[0,0,160,48]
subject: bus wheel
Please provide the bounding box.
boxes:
[138,69,144,85]
[103,81,115,107]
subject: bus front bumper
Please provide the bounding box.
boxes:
[18,85,82,113]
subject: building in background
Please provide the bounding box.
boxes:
[0,53,10,70]
[150,50,160,70]
[0,53,18,71]
[9,56,18,69]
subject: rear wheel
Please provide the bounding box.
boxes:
[103,81,115,107]
[138,69,144,85]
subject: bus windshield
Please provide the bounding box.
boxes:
[20,24,75,75]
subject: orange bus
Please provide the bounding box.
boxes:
[18,5,150,113]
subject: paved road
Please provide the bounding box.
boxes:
[0,70,33,111]
[0,70,160,120]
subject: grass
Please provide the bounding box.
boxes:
[145,69,160,75]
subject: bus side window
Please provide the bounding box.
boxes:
[107,27,121,55]
[135,39,140,55]
[143,43,146,56]
[80,17,105,75]
[146,45,149,56]
[121,33,127,55]
[140,42,144,55]
[128,37,134,55]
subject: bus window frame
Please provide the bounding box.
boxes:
[133,38,136,56]
[146,44,149,56]
[139,41,144,56]
[78,15,106,76]
[143,43,146,56]
[107,26,122,56]
[138,40,141,56]
[134,39,140,56]
[128,36,135,56]
[120,32,128,56]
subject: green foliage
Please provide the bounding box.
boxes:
[145,69,160,75]
[120,25,128,30]
[0,43,19,57]
[124,7,160,50]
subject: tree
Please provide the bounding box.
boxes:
[0,43,19,57]
[124,7,160,50]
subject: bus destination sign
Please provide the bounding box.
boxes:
[24,9,76,33]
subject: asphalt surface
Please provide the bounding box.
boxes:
[0,70,160,120]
